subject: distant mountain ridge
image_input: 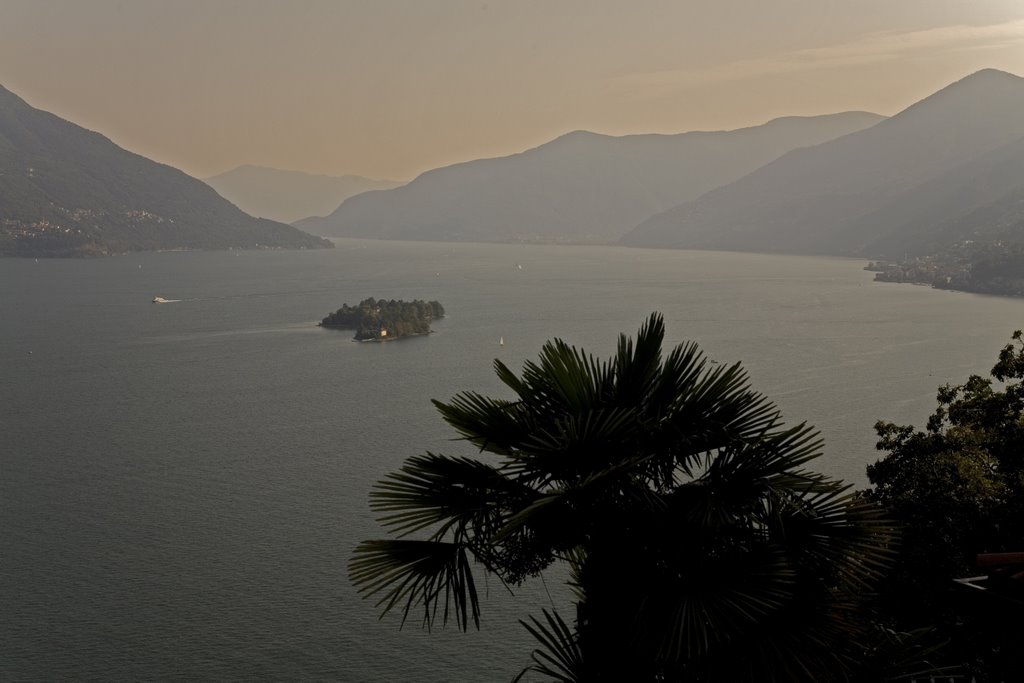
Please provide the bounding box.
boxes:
[0,85,332,257]
[298,112,884,244]
[204,165,403,224]
[622,69,1024,259]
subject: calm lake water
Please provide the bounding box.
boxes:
[3,238,1023,680]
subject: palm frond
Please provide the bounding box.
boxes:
[433,393,525,455]
[510,407,643,483]
[370,452,522,538]
[768,489,897,591]
[513,609,583,683]
[663,360,781,446]
[348,539,480,631]
[494,357,529,395]
[611,313,665,406]
[694,423,828,497]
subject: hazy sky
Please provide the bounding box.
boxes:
[2,0,1023,181]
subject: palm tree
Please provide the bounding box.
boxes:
[350,313,894,681]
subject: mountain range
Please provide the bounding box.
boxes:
[204,165,403,224]
[297,112,884,244]
[622,69,1024,259]
[0,86,331,257]
[6,69,1024,263]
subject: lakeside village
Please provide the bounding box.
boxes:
[866,239,1024,296]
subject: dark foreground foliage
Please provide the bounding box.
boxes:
[864,330,1024,681]
[351,313,903,681]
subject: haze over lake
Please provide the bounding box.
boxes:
[3,239,1021,680]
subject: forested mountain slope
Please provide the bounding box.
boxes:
[0,85,332,257]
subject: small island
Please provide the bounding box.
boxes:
[319,297,445,341]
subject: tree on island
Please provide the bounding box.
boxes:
[864,330,1024,679]
[320,297,444,340]
[350,313,900,681]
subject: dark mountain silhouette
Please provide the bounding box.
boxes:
[622,69,1024,258]
[298,112,883,244]
[0,85,332,257]
[204,165,403,224]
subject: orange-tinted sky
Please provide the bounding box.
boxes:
[2,0,1023,180]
